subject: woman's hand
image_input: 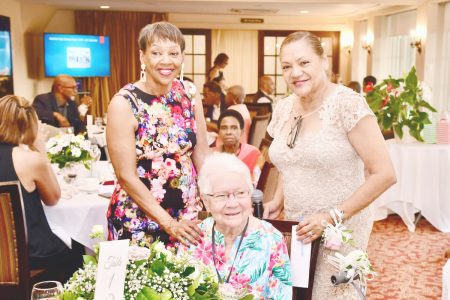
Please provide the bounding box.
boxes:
[164,219,204,247]
[263,200,283,219]
[296,212,331,244]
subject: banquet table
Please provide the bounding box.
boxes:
[44,191,110,251]
[371,141,450,232]
[44,161,114,250]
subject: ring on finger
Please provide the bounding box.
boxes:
[308,231,313,237]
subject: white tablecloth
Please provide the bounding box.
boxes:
[372,142,450,232]
[44,161,114,250]
[44,192,110,251]
[444,259,450,300]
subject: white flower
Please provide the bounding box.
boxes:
[128,245,151,261]
[71,146,82,157]
[48,145,62,155]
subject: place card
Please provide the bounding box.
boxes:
[94,239,129,300]
[290,225,311,288]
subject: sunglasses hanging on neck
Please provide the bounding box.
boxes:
[287,115,303,149]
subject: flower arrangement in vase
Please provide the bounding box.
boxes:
[46,134,95,169]
[62,226,254,300]
[366,66,436,142]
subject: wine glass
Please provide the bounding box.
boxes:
[31,281,63,299]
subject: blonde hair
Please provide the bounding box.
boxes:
[280,31,324,57]
[0,95,38,148]
[138,22,185,52]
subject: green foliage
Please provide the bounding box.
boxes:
[365,66,436,142]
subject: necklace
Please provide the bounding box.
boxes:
[211,217,249,283]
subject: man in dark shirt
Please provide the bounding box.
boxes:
[252,75,274,103]
[33,74,91,134]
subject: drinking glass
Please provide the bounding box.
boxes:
[95,117,103,127]
[31,281,63,299]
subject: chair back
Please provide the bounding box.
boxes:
[244,93,256,103]
[248,113,271,148]
[245,102,272,116]
[264,219,320,300]
[0,181,30,300]
[256,161,279,204]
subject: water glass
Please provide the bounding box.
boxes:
[95,117,103,127]
[31,281,63,299]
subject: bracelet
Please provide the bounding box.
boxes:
[329,208,345,225]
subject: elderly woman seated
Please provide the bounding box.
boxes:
[213,109,262,186]
[179,153,292,299]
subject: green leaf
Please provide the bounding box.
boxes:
[83,255,97,266]
[151,260,166,276]
[62,291,79,300]
[405,66,418,90]
[160,289,172,300]
[141,287,161,300]
[239,295,255,300]
[181,266,195,277]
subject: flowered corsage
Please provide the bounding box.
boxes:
[322,209,354,250]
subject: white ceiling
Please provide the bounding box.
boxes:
[18,0,424,17]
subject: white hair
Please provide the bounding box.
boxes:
[198,152,254,194]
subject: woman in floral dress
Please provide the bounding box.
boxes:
[106,22,209,247]
[180,153,291,299]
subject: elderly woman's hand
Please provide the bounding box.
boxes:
[164,219,203,247]
[296,212,332,244]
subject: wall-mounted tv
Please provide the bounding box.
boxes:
[44,33,110,77]
[0,15,13,97]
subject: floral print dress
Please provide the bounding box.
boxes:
[180,217,292,299]
[107,80,200,247]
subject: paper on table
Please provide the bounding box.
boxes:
[291,225,311,288]
[94,239,129,300]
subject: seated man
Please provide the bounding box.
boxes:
[225,85,251,143]
[203,80,226,132]
[252,75,274,104]
[33,74,92,134]
[213,109,262,186]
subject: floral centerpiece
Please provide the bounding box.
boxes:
[62,226,254,300]
[365,66,436,142]
[46,134,94,169]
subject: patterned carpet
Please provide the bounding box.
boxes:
[366,215,450,299]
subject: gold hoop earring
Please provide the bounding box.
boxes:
[180,63,185,81]
[140,63,146,83]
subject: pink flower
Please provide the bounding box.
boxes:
[386,82,393,93]
[324,236,342,250]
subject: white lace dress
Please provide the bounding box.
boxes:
[268,85,375,299]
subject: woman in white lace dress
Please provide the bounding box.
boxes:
[262,31,396,299]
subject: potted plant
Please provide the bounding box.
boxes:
[366,66,436,142]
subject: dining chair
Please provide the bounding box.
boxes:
[256,161,279,204]
[248,113,271,148]
[0,181,49,300]
[264,218,321,300]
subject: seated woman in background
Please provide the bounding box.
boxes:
[0,95,82,279]
[213,109,262,186]
[179,153,292,299]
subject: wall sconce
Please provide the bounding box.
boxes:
[361,34,373,54]
[341,31,353,54]
[410,29,422,54]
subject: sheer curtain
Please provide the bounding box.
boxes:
[377,10,416,79]
[434,2,450,112]
[211,30,258,94]
[75,11,167,117]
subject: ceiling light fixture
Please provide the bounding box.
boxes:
[100,5,110,9]
[300,10,309,14]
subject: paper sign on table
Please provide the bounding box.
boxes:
[291,225,311,288]
[94,239,129,300]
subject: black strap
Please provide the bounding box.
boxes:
[211,217,249,283]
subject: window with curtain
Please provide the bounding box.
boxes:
[384,10,417,78]
[259,30,340,98]
[180,29,211,95]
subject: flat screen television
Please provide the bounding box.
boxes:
[44,33,110,77]
[0,15,13,97]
